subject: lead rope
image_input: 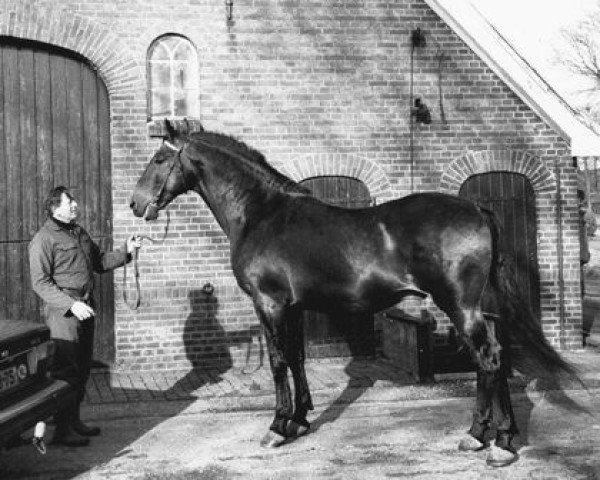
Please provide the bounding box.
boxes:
[122,210,171,310]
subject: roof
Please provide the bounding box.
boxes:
[425,0,600,156]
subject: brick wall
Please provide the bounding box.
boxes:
[2,0,582,371]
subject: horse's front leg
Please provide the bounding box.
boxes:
[255,302,294,448]
[285,309,313,437]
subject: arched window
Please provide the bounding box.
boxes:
[147,35,199,120]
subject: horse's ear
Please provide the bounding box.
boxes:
[164,118,177,141]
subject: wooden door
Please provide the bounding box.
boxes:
[0,38,115,365]
[299,176,375,358]
[459,172,541,320]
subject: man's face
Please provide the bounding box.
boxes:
[52,192,78,223]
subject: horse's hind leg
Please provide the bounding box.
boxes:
[285,309,313,437]
[432,275,518,464]
[254,301,294,448]
[443,303,518,465]
[436,297,501,373]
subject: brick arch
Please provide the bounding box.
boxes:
[1,4,143,94]
[439,150,556,194]
[280,154,393,202]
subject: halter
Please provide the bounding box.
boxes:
[146,140,185,216]
[123,140,186,310]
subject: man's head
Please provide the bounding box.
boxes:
[45,186,78,223]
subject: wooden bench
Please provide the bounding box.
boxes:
[381,307,435,383]
[381,308,501,382]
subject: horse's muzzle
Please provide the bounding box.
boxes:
[143,203,160,221]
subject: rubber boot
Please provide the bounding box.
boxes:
[51,408,90,447]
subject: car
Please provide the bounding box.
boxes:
[0,319,75,451]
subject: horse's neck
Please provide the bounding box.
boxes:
[193,161,280,240]
[185,136,305,239]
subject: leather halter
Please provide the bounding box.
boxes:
[123,140,185,310]
[145,140,185,219]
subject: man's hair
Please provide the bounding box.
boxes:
[44,186,72,217]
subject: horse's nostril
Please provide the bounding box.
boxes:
[130,200,136,210]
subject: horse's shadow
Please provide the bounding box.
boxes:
[308,314,397,433]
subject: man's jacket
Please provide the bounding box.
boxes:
[29,218,130,341]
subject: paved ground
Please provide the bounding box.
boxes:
[81,350,600,408]
[2,349,600,479]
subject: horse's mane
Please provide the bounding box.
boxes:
[187,130,309,195]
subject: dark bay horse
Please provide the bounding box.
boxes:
[130,120,579,467]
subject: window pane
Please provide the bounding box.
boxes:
[150,42,170,61]
[174,94,187,117]
[174,62,190,89]
[162,36,180,53]
[152,89,172,117]
[150,61,171,88]
[174,42,192,61]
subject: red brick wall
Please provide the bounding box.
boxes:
[2,0,582,371]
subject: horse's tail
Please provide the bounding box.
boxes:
[481,209,581,383]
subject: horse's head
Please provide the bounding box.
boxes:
[130,119,193,220]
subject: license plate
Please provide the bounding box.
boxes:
[0,361,28,392]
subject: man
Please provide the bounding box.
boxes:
[29,186,142,447]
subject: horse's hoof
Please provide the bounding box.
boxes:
[286,421,309,438]
[260,430,287,448]
[458,435,488,452]
[486,444,519,467]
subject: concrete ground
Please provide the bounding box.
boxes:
[2,350,600,479]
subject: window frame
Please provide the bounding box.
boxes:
[146,34,199,121]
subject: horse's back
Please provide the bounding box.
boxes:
[375,192,484,227]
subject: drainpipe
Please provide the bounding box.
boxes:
[583,156,592,212]
[555,157,566,349]
[409,35,416,194]
[409,28,427,194]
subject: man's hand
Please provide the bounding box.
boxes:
[127,235,142,254]
[71,301,95,321]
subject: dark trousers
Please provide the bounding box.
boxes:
[51,318,95,406]
[468,362,518,449]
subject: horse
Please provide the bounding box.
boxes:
[130,120,579,467]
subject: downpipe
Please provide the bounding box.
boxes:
[555,157,566,349]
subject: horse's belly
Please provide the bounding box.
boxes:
[298,267,421,315]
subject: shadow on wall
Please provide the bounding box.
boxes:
[172,287,264,392]
[169,288,233,394]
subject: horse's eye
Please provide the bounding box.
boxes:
[153,152,168,164]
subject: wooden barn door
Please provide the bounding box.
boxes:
[299,176,375,358]
[459,172,541,320]
[0,38,115,365]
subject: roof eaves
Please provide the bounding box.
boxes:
[424,0,600,156]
